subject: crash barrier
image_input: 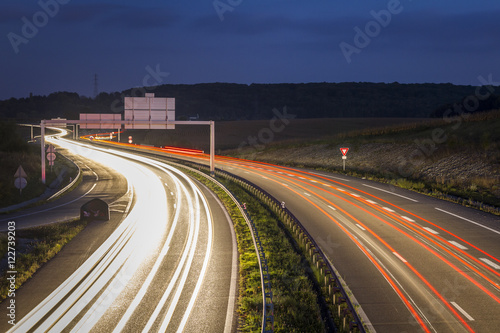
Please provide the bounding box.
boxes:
[211,168,366,333]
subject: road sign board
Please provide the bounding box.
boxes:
[340,148,349,156]
[14,177,27,190]
[47,153,56,161]
[342,156,347,160]
[14,165,27,178]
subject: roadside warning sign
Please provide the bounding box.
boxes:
[340,148,349,156]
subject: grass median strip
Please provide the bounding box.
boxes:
[185,168,326,332]
[0,218,87,301]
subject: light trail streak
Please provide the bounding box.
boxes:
[10,139,214,332]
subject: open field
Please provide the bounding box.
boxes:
[99,117,428,152]
[79,111,500,212]
[231,110,500,212]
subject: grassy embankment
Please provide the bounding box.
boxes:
[230,110,500,214]
[0,219,87,300]
[0,125,78,210]
[185,169,326,332]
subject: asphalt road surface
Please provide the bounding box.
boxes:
[1,139,237,332]
[113,144,500,333]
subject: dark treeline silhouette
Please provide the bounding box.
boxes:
[0,82,489,121]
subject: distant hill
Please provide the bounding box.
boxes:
[0,82,487,121]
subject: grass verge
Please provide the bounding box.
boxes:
[0,218,87,301]
[183,167,326,332]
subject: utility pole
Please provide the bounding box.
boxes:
[94,74,98,98]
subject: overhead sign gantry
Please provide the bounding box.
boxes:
[40,93,215,183]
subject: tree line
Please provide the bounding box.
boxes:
[0,82,491,121]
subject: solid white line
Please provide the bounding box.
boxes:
[435,208,500,235]
[362,184,418,202]
[479,258,500,270]
[393,252,407,263]
[450,302,475,321]
[356,224,366,231]
[383,207,395,212]
[423,227,439,235]
[448,240,468,250]
[7,183,97,220]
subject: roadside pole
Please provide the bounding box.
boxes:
[340,147,349,171]
[41,120,46,184]
[210,120,215,176]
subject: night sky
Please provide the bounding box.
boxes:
[2,0,500,100]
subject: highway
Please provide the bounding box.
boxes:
[107,143,500,333]
[2,138,237,332]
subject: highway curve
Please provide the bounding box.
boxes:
[1,139,237,332]
[114,144,499,333]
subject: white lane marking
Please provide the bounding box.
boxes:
[435,208,500,236]
[448,240,468,250]
[356,224,366,231]
[3,183,97,221]
[383,207,395,212]
[393,252,407,263]
[304,192,312,197]
[282,183,289,187]
[299,177,306,180]
[423,227,439,235]
[308,171,350,181]
[362,184,418,202]
[401,216,415,222]
[450,302,475,321]
[350,193,360,197]
[287,174,295,177]
[328,205,336,211]
[479,258,500,270]
[310,180,317,183]
[337,188,345,192]
[366,199,377,204]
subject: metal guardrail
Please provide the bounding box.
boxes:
[212,168,367,333]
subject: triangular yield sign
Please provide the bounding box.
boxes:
[340,148,349,156]
[14,165,27,178]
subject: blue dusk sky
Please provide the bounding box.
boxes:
[1,0,500,100]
